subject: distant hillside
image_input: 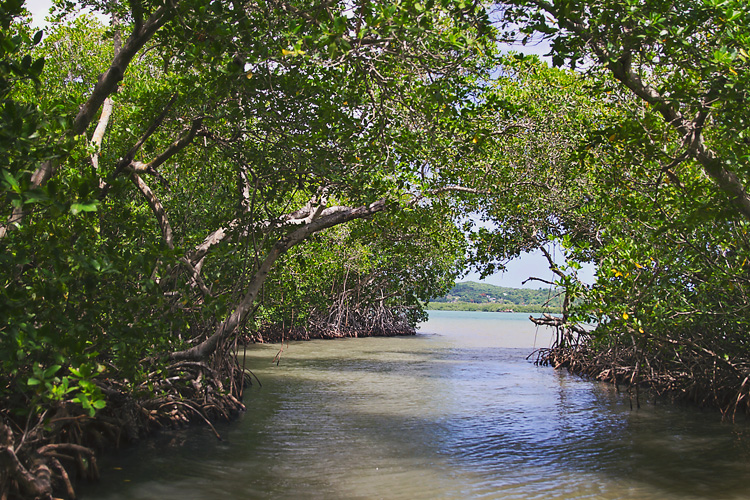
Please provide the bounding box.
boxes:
[427,281,564,313]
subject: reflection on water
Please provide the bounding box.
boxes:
[80,311,750,500]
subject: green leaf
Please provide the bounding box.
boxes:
[43,364,61,378]
[30,57,44,76]
[2,169,20,192]
[70,201,98,215]
[23,190,48,204]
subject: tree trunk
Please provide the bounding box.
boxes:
[169,199,387,361]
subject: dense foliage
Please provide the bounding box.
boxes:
[4,0,750,496]
[484,0,750,414]
[254,207,466,339]
[0,0,500,496]
[1,0,493,398]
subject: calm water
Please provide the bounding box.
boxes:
[80,311,750,500]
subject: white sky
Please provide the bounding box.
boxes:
[460,248,596,289]
[25,0,53,27]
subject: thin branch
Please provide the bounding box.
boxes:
[128,116,204,176]
[130,173,174,249]
[110,93,179,179]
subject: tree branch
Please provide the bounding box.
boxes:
[72,4,176,138]
[130,173,174,249]
[184,188,332,268]
[127,116,204,177]
[110,93,179,179]
[0,2,178,241]
[90,97,115,175]
[170,199,388,361]
[537,3,750,221]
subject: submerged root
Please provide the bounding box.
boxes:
[249,305,417,343]
[0,347,248,500]
[533,323,750,418]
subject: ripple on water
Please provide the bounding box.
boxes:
[79,321,750,500]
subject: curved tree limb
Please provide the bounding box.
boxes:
[184,188,334,268]
[526,0,750,221]
[0,2,178,241]
[608,55,750,220]
[170,199,388,361]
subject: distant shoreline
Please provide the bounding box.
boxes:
[426,302,559,314]
[430,281,563,313]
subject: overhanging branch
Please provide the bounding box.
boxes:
[170,199,387,361]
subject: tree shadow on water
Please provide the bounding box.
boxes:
[79,348,750,500]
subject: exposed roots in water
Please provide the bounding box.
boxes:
[248,304,417,343]
[0,344,249,500]
[1,303,411,499]
[529,318,750,419]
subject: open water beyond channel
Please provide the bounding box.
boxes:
[81,311,750,500]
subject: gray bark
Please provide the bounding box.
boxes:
[0,3,178,241]
[170,199,387,361]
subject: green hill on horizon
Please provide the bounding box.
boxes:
[427,281,564,313]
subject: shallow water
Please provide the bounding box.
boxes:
[80,311,750,499]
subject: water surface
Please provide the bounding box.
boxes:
[80,311,750,499]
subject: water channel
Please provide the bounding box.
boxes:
[80,311,750,499]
